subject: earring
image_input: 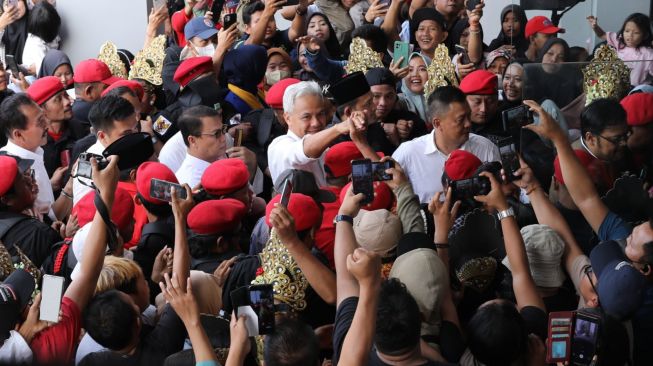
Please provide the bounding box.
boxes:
[150,100,155,106]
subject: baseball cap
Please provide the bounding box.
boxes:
[0,154,33,197]
[0,269,35,336]
[353,209,402,258]
[590,240,647,320]
[525,16,564,38]
[274,169,336,203]
[184,17,218,41]
[73,59,122,85]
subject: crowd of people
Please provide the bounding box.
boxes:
[0,0,652,365]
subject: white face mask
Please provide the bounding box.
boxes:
[265,69,291,85]
[194,43,216,57]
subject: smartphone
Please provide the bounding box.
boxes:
[235,128,244,147]
[546,311,574,364]
[498,137,520,182]
[223,13,237,29]
[5,0,17,8]
[5,55,20,76]
[450,176,490,202]
[40,275,65,323]
[149,178,187,202]
[248,284,275,335]
[466,0,480,11]
[153,0,166,10]
[60,150,71,168]
[285,0,300,6]
[372,160,394,181]
[455,45,471,65]
[280,179,293,207]
[351,159,374,205]
[393,41,411,69]
[571,312,600,365]
[501,105,533,132]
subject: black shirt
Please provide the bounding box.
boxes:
[0,212,61,267]
[72,99,94,124]
[238,29,293,52]
[42,123,85,178]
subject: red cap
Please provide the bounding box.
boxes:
[554,149,599,186]
[187,198,247,235]
[173,56,213,88]
[102,79,145,100]
[265,193,321,231]
[459,70,497,95]
[339,181,393,211]
[525,16,564,38]
[201,158,250,196]
[73,59,122,85]
[445,150,482,181]
[26,76,65,105]
[265,78,300,109]
[136,162,179,204]
[621,93,653,126]
[0,156,18,197]
[325,142,364,178]
[72,188,135,231]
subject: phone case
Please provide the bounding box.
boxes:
[546,311,574,364]
[393,41,410,69]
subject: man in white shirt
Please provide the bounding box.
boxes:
[71,95,139,204]
[175,105,262,189]
[393,86,500,204]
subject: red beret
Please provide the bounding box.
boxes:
[264,78,300,109]
[201,158,250,196]
[444,150,482,181]
[72,188,135,231]
[136,162,179,204]
[554,149,598,186]
[102,79,145,100]
[339,181,393,211]
[27,76,65,105]
[73,59,121,85]
[459,70,497,95]
[173,56,213,88]
[0,156,18,197]
[324,142,364,178]
[621,93,653,126]
[265,193,321,231]
[187,198,247,235]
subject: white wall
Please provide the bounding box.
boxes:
[57,0,150,66]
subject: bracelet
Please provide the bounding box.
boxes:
[525,185,540,195]
[61,190,73,200]
[296,5,307,15]
[434,243,450,249]
[469,30,481,35]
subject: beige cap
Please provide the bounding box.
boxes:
[502,224,566,288]
[353,209,402,258]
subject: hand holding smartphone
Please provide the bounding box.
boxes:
[280,179,293,207]
[351,159,374,205]
[393,41,411,69]
[149,178,188,202]
[223,13,237,29]
[40,275,65,323]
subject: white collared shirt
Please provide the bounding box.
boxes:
[267,131,327,187]
[0,330,33,364]
[392,131,501,204]
[1,141,55,220]
[71,140,105,205]
[176,153,211,188]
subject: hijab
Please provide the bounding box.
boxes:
[487,4,529,57]
[400,53,429,122]
[536,37,570,63]
[223,44,267,93]
[37,49,70,78]
[307,12,343,60]
[1,1,29,64]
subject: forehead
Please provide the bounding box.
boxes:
[409,56,427,67]
[444,101,468,118]
[417,20,443,30]
[19,103,44,121]
[268,54,286,63]
[505,64,523,75]
[371,84,395,94]
[200,114,223,127]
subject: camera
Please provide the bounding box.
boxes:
[502,105,533,132]
[73,153,108,179]
[450,176,491,202]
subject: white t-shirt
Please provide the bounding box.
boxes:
[267,130,327,187]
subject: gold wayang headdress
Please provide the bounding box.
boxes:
[424,44,458,99]
[97,41,127,79]
[129,35,166,86]
[583,44,631,106]
[251,229,308,312]
[344,37,384,75]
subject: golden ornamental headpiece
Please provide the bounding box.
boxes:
[424,44,458,99]
[97,41,127,79]
[129,35,166,86]
[583,44,631,106]
[251,229,308,312]
[344,37,384,75]
[455,256,497,293]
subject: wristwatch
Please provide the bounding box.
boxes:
[496,207,515,220]
[333,214,353,226]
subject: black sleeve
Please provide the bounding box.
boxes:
[9,221,61,267]
[520,306,548,341]
[332,297,358,366]
[438,320,467,363]
[278,29,294,51]
[142,303,187,358]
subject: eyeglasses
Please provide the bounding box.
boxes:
[199,125,228,139]
[583,266,599,305]
[596,130,632,146]
[23,168,35,180]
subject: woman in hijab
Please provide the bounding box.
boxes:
[305,12,342,60]
[0,0,28,66]
[37,48,72,85]
[487,4,529,59]
[223,44,268,115]
[397,53,429,123]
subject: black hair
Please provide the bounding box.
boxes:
[536,37,570,63]
[616,13,653,50]
[264,318,320,366]
[27,2,61,43]
[467,300,528,365]
[351,25,387,54]
[374,278,421,356]
[580,98,627,136]
[306,12,343,59]
[569,46,590,62]
[88,95,136,133]
[243,1,265,26]
[136,192,173,217]
[426,86,467,122]
[579,308,631,366]
[84,290,139,350]
[178,105,221,147]
[103,86,138,100]
[188,233,219,258]
[0,93,36,139]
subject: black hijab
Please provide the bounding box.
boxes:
[536,37,570,63]
[1,1,28,64]
[307,12,343,60]
[487,4,529,57]
[37,49,71,78]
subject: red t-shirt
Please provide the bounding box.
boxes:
[314,186,343,270]
[118,181,148,249]
[171,10,192,46]
[30,297,81,365]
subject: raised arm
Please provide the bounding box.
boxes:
[302,120,351,158]
[380,0,401,43]
[335,185,366,305]
[170,184,195,291]
[213,24,239,74]
[428,188,461,272]
[523,100,609,233]
[409,0,429,18]
[466,1,484,64]
[386,158,425,234]
[144,4,169,49]
[587,16,607,41]
[474,172,545,312]
[287,0,309,42]
[245,0,285,46]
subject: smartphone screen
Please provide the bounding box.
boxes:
[546,312,573,364]
[248,284,275,335]
[351,159,373,204]
[455,45,470,65]
[393,41,410,68]
[149,178,187,202]
[571,313,600,365]
[280,180,293,207]
[466,0,480,11]
[153,0,166,9]
[40,275,65,323]
[501,105,532,132]
[372,160,393,181]
[5,55,20,76]
[498,138,520,182]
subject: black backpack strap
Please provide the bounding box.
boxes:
[256,109,276,147]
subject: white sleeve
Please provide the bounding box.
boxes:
[0,331,33,364]
[267,135,317,181]
[21,34,48,72]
